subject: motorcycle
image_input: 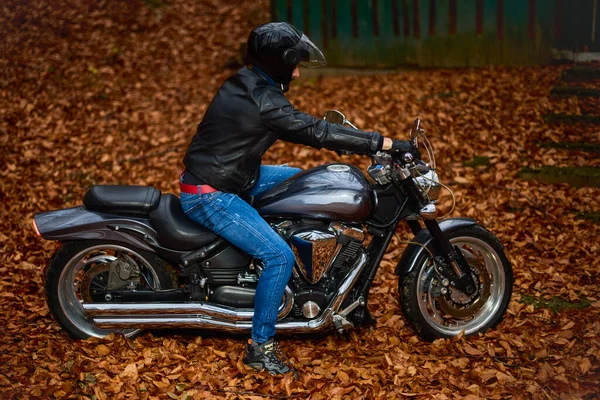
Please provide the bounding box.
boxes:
[33,113,513,342]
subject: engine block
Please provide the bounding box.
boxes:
[288,222,368,284]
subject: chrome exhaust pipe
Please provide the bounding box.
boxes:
[83,286,294,321]
[90,252,368,333]
[84,286,294,321]
[92,310,337,333]
[87,302,257,321]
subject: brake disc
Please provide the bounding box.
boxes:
[437,249,491,318]
[81,263,111,302]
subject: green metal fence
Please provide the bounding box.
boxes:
[271,0,600,67]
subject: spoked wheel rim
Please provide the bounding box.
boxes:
[416,236,506,337]
[57,244,163,338]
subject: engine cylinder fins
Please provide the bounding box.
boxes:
[290,222,368,284]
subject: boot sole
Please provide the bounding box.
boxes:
[243,360,293,376]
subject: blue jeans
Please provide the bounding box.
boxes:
[180,165,302,343]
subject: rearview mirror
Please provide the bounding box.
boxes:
[409,118,422,146]
[323,110,358,129]
[323,110,345,124]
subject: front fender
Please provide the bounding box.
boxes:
[33,206,157,253]
[394,217,477,276]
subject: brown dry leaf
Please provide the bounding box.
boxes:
[95,345,111,356]
[579,357,593,374]
[120,363,138,379]
[327,385,355,397]
[450,357,470,369]
[464,344,484,356]
[496,371,516,384]
[480,370,497,382]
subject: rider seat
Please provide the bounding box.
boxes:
[84,185,219,251]
[149,193,219,251]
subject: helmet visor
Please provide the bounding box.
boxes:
[296,34,327,68]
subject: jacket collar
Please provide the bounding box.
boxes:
[250,66,285,91]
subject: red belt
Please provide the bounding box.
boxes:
[180,170,218,195]
[179,182,218,195]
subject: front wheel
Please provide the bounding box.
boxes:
[45,240,174,339]
[399,224,513,341]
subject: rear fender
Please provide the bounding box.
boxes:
[33,206,157,253]
[394,218,477,276]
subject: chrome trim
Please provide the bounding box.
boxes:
[327,164,351,172]
[414,170,441,202]
[90,251,369,334]
[323,244,343,275]
[367,164,391,185]
[291,222,367,284]
[397,167,412,180]
[301,301,321,319]
[237,271,258,285]
[291,228,339,284]
[339,296,365,317]
[326,251,367,312]
[331,223,366,242]
[419,204,437,220]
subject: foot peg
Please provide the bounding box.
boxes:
[333,296,365,333]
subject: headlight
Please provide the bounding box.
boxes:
[414,169,441,202]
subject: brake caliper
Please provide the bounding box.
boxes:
[106,257,141,290]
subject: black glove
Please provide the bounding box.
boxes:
[389,139,421,160]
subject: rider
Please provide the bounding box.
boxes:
[179,22,419,376]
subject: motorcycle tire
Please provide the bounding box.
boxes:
[399,224,513,342]
[45,240,175,339]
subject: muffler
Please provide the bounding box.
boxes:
[84,287,294,321]
[92,310,337,334]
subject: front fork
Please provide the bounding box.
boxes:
[397,170,477,295]
[422,219,477,294]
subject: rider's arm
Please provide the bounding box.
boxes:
[259,89,383,155]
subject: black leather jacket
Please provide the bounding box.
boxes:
[183,67,382,194]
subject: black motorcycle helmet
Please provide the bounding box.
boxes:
[246,22,326,92]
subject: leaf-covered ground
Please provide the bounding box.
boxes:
[1,1,599,399]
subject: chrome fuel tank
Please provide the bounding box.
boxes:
[255,164,373,222]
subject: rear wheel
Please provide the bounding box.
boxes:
[399,225,513,341]
[45,240,174,339]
